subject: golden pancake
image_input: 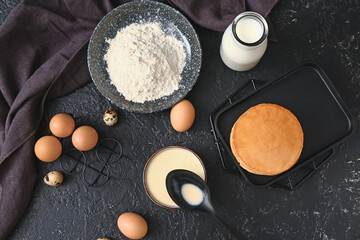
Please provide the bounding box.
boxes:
[230,103,303,176]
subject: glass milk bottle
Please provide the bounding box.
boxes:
[220,11,268,71]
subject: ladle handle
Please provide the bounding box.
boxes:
[213,212,248,240]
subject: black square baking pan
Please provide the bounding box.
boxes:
[210,63,355,189]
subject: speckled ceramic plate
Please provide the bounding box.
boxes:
[88,0,202,113]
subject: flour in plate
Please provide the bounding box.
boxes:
[104,22,186,103]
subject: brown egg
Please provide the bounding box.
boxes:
[170,99,195,132]
[72,126,98,151]
[49,113,75,138]
[34,136,62,162]
[117,212,148,239]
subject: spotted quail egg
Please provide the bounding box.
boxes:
[103,108,118,126]
[44,171,64,186]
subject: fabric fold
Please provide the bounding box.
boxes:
[0,1,114,238]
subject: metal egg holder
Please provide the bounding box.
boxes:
[59,137,123,187]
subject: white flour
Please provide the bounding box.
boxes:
[104,22,186,103]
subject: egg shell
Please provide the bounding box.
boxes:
[103,108,118,126]
[34,136,62,162]
[49,113,75,138]
[117,212,148,240]
[44,171,64,186]
[170,99,195,132]
[72,126,98,151]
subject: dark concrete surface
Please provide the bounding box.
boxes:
[2,0,360,239]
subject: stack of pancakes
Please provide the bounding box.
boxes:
[230,103,303,176]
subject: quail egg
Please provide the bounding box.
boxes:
[44,171,64,186]
[103,108,118,126]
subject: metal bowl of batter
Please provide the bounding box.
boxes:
[87,0,202,113]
